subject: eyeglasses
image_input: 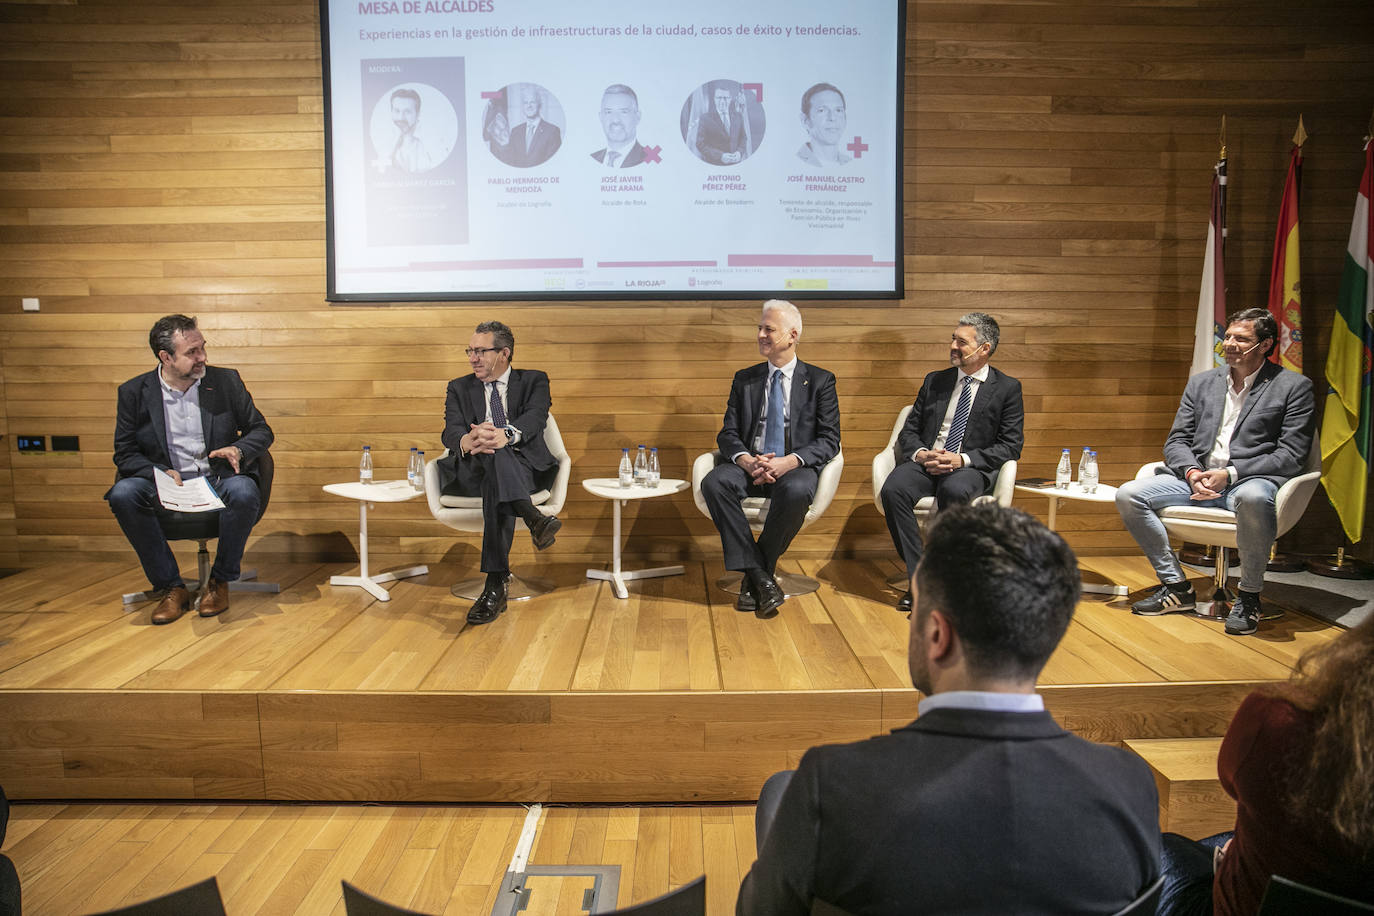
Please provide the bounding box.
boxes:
[464,347,503,358]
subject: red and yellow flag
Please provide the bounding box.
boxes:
[1267,119,1305,370]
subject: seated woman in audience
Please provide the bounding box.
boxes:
[1157,615,1374,914]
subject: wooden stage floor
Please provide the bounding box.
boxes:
[0,555,1341,804]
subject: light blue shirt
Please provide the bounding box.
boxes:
[917,690,1045,717]
[158,367,209,478]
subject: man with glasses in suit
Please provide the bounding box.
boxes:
[439,321,561,625]
[879,313,1024,614]
[700,300,841,619]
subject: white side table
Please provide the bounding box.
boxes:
[323,479,430,601]
[1015,482,1126,596]
[582,478,689,599]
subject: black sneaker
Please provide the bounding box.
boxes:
[1131,583,1197,616]
[1225,591,1261,636]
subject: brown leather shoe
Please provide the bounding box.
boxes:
[197,578,230,617]
[151,586,191,625]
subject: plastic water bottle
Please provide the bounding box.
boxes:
[618,447,633,488]
[1077,447,1091,488]
[1084,450,1099,494]
[359,445,373,485]
[414,450,426,493]
[648,447,660,487]
[407,447,419,488]
[633,444,648,486]
[1055,448,1071,490]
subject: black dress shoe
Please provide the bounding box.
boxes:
[897,591,913,614]
[528,513,562,550]
[734,584,756,613]
[747,569,785,619]
[467,578,508,625]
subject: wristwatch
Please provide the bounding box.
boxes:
[503,425,517,442]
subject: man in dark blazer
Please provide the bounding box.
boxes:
[591,84,648,169]
[880,313,1023,612]
[1116,307,1315,635]
[509,85,561,168]
[440,320,561,625]
[106,314,274,625]
[695,83,748,166]
[738,505,1161,916]
[701,300,840,619]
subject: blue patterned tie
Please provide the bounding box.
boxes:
[944,376,973,455]
[488,382,507,427]
[764,369,785,456]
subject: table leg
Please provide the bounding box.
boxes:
[329,500,429,601]
[586,497,684,599]
[1046,493,1057,530]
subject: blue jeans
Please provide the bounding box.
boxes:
[1115,474,1278,593]
[107,473,261,590]
[1157,831,1232,916]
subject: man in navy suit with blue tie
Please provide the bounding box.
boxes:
[701,300,841,619]
[880,313,1024,613]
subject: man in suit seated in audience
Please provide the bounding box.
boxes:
[701,300,840,620]
[738,504,1161,916]
[879,312,1023,613]
[105,314,274,626]
[1115,307,1315,636]
[439,321,561,625]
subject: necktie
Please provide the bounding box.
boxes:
[764,370,785,456]
[944,376,973,455]
[606,150,620,168]
[488,382,507,427]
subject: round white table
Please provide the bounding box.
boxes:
[582,478,689,599]
[323,479,430,601]
[1015,482,1125,596]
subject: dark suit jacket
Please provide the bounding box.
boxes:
[591,142,646,168]
[895,366,1024,489]
[696,109,747,165]
[107,365,273,493]
[1161,361,1315,485]
[716,361,840,469]
[440,368,556,491]
[509,119,561,167]
[737,707,1161,916]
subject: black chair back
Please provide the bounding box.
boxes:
[86,877,225,916]
[341,881,435,916]
[604,875,705,916]
[1258,874,1374,915]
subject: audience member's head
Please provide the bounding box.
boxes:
[1284,615,1374,849]
[910,504,1079,692]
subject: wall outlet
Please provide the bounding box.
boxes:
[21,298,39,312]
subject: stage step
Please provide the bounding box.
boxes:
[1125,737,1234,839]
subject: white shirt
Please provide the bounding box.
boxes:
[926,364,989,464]
[158,367,209,478]
[918,690,1045,717]
[601,139,636,167]
[1207,365,1261,481]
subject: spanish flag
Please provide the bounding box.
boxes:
[1267,121,1305,371]
[1321,138,1374,543]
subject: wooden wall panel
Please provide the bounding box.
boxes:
[1,0,1372,570]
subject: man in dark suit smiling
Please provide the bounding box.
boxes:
[106,314,274,625]
[440,320,561,625]
[701,300,841,619]
[879,313,1024,613]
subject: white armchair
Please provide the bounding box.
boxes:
[422,413,572,600]
[1133,435,1321,617]
[872,404,1018,586]
[691,448,845,597]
